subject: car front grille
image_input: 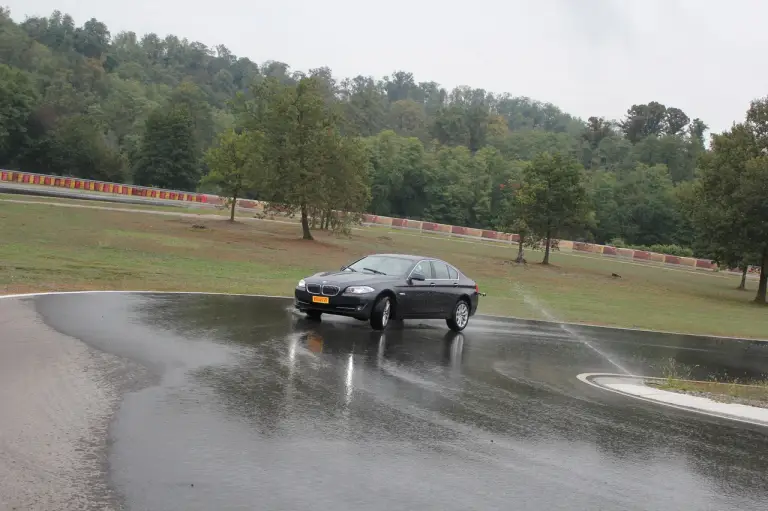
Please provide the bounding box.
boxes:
[306,284,321,294]
[321,285,340,296]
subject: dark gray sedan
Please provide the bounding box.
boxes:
[294,253,481,331]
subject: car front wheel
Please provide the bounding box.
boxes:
[446,299,470,332]
[370,296,391,331]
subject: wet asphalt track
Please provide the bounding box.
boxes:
[5,292,768,510]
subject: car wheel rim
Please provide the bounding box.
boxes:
[382,300,390,327]
[456,302,469,328]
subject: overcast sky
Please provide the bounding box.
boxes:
[6,0,768,135]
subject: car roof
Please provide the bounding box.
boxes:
[361,253,466,276]
[367,253,442,263]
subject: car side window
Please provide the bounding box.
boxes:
[447,266,458,280]
[431,261,450,280]
[412,261,430,278]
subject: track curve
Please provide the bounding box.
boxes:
[2,291,768,510]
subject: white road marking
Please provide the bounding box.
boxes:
[577,372,768,428]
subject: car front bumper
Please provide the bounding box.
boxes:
[294,289,374,320]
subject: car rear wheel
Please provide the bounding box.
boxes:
[370,296,391,331]
[446,299,470,332]
[306,310,322,321]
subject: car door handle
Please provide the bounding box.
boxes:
[452,282,458,287]
[429,282,436,286]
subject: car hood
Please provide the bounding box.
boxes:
[306,271,395,286]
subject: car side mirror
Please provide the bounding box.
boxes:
[409,272,425,282]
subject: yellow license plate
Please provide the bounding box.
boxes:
[312,296,329,304]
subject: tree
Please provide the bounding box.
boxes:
[614,164,680,246]
[631,135,696,183]
[47,115,126,181]
[0,64,38,165]
[691,112,768,303]
[168,81,216,150]
[384,71,417,103]
[424,146,475,226]
[582,116,614,149]
[621,102,668,142]
[516,152,590,264]
[133,105,201,190]
[316,135,371,233]
[663,107,690,136]
[339,75,387,137]
[587,170,621,244]
[497,184,531,265]
[739,156,768,301]
[202,128,263,221]
[1,7,721,257]
[387,99,428,141]
[431,104,470,147]
[365,130,432,219]
[240,76,366,240]
[74,18,110,59]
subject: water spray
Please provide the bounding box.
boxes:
[513,282,631,375]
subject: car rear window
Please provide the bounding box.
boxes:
[431,261,450,279]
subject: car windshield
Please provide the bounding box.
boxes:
[345,256,414,276]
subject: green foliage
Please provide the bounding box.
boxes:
[515,152,591,264]
[320,136,371,235]
[237,76,369,239]
[48,114,126,181]
[609,239,694,258]
[690,100,768,303]
[366,130,432,218]
[203,128,263,220]
[133,105,201,190]
[0,7,743,260]
[0,64,38,164]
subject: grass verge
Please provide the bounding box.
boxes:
[646,379,768,409]
[1,199,767,338]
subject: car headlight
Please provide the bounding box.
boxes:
[345,286,375,295]
[297,279,306,289]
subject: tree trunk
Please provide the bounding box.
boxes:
[515,237,525,264]
[229,191,237,222]
[300,203,313,240]
[542,229,552,265]
[738,265,748,290]
[755,248,768,304]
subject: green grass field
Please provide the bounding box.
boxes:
[1,197,767,339]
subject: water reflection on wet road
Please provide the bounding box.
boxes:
[31,293,768,510]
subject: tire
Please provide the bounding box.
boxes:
[446,299,470,332]
[370,296,392,331]
[306,310,322,321]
